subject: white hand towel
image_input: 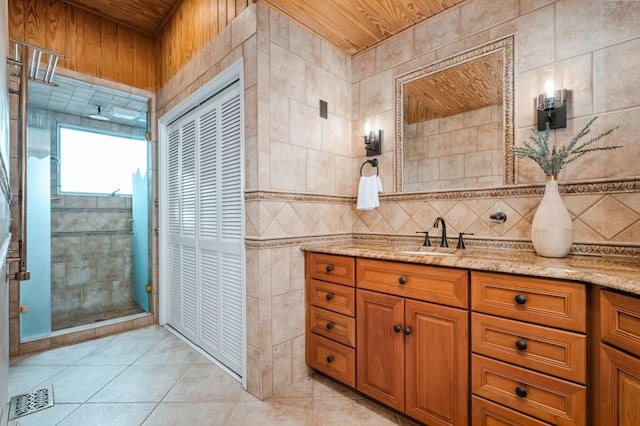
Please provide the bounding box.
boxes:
[357,175,383,210]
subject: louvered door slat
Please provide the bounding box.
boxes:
[220,252,243,373]
[199,109,218,239]
[220,95,242,240]
[168,129,181,235]
[181,121,197,237]
[199,249,220,354]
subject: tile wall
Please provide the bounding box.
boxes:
[353,0,640,249]
[156,0,640,401]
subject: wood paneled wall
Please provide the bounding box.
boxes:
[8,0,156,91]
[156,0,253,87]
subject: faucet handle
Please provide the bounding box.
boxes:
[416,231,431,247]
[456,232,474,249]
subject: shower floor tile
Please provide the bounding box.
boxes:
[52,302,146,331]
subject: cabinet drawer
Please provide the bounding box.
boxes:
[471,272,586,332]
[357,258,469,308]
[601,290,640,357]
[472,396,552,426]
[309,306,356,347]
[472,355,586,426]
[309,279,355,316]
[472,313,587,384]
[307,334,356,388]
[307,252,355,286]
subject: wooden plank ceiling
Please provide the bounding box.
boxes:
[404,51,503,124]
[61,0,180,35]
[260,0,466,54]
[60,0,465,53]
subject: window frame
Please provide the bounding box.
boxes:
[56,123,148,197]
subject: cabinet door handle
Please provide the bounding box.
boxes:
[514,294,527,305]
[398,276,407,285]
[403,327,411,336]
[326,355,334,364]
[325,293,333,301]
[393,324,402,333]
[325,265,333,273]
[326,322,333,330]
[515,340,528,350]
[515,386,527,398]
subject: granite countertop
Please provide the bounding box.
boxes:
[302,241,640,296]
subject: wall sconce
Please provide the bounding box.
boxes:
[537,80,568,131]
[363,119,382,156]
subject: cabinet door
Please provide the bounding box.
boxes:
[599,344,640,426]
[357,289,405,411]
[405,299,469,426]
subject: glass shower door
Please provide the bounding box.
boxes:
[132,169,149,311]
[20,152,51,340]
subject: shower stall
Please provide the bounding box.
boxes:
[20,75,151,340]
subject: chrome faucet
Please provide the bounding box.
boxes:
[433,217,448,247]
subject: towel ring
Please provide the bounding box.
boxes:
[360,158,379,176]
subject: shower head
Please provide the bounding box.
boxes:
[89,105,110,121]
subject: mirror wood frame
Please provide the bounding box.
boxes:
[394,35,514,193]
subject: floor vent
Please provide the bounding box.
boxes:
[8,386,55,421]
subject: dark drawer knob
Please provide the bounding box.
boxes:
[326,265,333,273]
[325,293,333,301]
[326,355,334,364]
[393,324,402,333]
[515,294,527,305]
[404,327,411,336]
[516,340,528,350]
[515,386,527,398]
[326,322,333,330]
[398,276,407,285]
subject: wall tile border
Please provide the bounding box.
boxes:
[245,190,352,203]
[381,176,640,202]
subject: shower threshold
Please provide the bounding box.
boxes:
[52,302,147,331]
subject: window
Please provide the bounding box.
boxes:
[58,125,147,196]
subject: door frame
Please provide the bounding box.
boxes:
[157,59,246,386]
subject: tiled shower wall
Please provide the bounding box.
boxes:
[44,111,144,318]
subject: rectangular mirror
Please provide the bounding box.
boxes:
[395,36,514,193]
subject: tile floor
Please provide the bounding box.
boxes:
[6,325,419,425]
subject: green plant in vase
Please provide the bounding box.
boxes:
[511,117,621,257]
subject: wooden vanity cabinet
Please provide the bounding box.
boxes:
[471,272,587,426]
[356,259,469,426]
[305,252,356,387]
[595,289,640,426]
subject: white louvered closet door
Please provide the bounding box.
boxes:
[165,84,244,376]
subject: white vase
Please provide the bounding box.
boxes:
[531,176,573,258]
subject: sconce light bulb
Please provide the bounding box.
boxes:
[544,78,555,98]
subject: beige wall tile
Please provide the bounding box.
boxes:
[414,7,460,57]
[306,65,334,109]
[289,21,322,65]
[376,30,414,72]
[460,0,519,38]
[271,291,304,345]
[321,43,348,81]
[594,37,640,114]
[232,4,257,49]
[269,142,307,191]
[269,92,289,144]
[440,154,465,180]
[269,8,289,48]
[557,0,640,60]
[269,43,305,102]
[307,150,337,194]
[289,100,322,150]
[358,70,393,117]
[272,341,292,391]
